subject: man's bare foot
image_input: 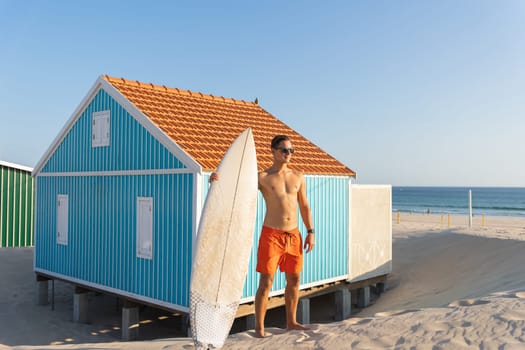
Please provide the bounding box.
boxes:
[255,328,267,338]
[286,322,310,331]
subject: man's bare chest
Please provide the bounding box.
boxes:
[262,177,300,196]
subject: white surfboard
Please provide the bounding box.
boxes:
[190,128,258,349]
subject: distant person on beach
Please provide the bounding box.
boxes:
[210,134,315,338]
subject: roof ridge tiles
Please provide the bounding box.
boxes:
[103,75,254,106]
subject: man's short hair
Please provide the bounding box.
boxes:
[271,135,290,149]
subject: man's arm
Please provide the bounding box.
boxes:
[297,174,315,253]
[257,171,264,191]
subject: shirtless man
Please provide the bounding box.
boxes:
[211,135,315,338]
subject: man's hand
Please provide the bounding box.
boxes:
[209,172,219,182]
[304,232,315,253]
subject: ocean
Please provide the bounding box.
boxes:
[392,187,525,218]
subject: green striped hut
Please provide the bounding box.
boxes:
[0,160,34,247]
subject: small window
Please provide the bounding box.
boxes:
[57,194,68,245]
[92,110,110,147]
[137,197,153,259]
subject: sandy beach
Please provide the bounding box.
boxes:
[1,213,525,349]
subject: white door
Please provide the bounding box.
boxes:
[57,194,69,245]
[137,197,153,259]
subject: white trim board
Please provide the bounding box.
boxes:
[37,168,195,177]
[0,160,33,172]
[192,172,203,260]
[34,268,189,313]
[347,176,353,281]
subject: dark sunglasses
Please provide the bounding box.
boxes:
[276,147,295,155]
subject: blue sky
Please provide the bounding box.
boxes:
[1,1,524,186]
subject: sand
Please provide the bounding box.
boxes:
[1,213,525,349]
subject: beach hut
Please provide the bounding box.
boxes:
[0,160,34,247]
[33,75,391,336]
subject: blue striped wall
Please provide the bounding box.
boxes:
[42,89,185,173]
[35,173,194,307]
[202,174,350,299]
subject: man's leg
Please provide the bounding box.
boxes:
[254,273,274,337]
[285,272,309,331]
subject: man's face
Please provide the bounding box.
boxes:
[272,140,294,163]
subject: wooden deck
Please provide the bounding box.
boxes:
[236,274,388,318]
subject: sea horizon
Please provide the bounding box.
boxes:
[392,186,525,218]
[392,185,525,189]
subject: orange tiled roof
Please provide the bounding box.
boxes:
[104,75,356,176]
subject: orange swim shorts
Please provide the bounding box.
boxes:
[256,226,303,275]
